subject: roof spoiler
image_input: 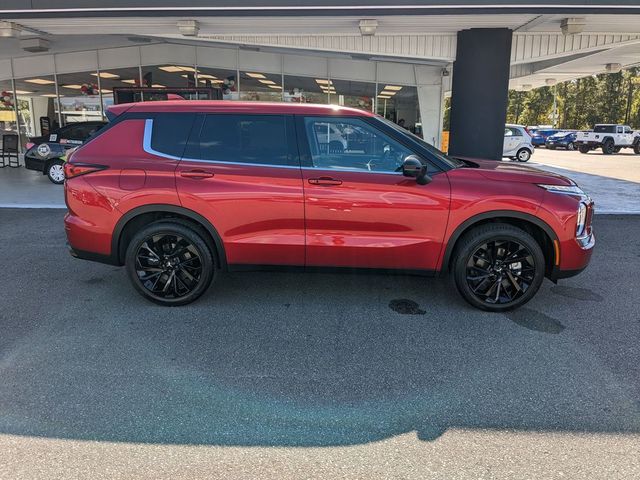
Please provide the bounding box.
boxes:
[105,103,135,122]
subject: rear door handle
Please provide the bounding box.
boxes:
[180,169,214,179]
[308,177,342,186]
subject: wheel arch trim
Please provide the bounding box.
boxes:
[112,204,227,268]
[440,210,558,273]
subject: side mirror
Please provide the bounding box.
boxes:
[402,155,432,185]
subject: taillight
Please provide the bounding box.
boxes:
[64,162,108,179]
[25,142,35,150]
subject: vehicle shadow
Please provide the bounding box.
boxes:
[0,210,639,447]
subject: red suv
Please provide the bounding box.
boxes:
[63,101,594,311]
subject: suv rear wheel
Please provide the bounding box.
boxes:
[125,221,215,306]
[452,224,545,312]
[579,145,590,154]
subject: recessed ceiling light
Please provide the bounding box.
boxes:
[315,79,332,85]
[62,84,82,89]
[380,90,397,96]
[14,89,32,94]
[246,72,266,79]
[198,74,218,80]
[384,85,402,91]
[267,85,283,89]
[41,94,59,97]
[91,72,120,79]
[100,89,112,93]
[377,95,391,99]
[121,79,137,84]
[24,78,54,85]
[199,79,224,84]
[151,84,165,88]
[259,79,276,85]
[159,66,183,72]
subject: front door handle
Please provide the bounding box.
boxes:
[308,176,342,186]
[180,169,214,179]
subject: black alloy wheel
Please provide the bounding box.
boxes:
[567,142,575,151]
[602,138,615,155]
[579,145,590,154]
[453,224,545,311]
[125,222,215,305]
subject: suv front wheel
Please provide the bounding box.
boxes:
[125,221,215,306]
[452,224,545,312]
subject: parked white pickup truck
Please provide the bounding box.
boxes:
[575,124,640,154]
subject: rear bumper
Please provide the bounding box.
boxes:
[68,242,120,266]
[575,140,600,147]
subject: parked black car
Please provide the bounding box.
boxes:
[24,121,106,184]
[27,121,106,148]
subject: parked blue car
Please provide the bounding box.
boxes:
[530,128,561,147]
[545,131,577,150]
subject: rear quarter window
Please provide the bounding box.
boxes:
[150,113,196,158]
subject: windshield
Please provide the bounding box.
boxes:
[378,117,465,168]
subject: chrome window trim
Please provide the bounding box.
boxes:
[143,117,402,175]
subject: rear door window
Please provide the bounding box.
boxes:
[198,114,296,167]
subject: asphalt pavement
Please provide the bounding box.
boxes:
[0,209,639,479]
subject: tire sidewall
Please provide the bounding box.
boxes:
[47,159,65,184]
[516,148,531,162]
[453,227,546,312]
[125,222,215,306]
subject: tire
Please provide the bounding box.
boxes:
[579,145,590,154]
[516,148,531,162]
[452,224,546,312]
[46,159,65,184]
[634,143,640,155]
[567,142,575,151]
[125,221,215,306]
[613,147,622,153]
[602,138,615,155]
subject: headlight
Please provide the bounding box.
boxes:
[537,184,585,196]
[576,202,587,237]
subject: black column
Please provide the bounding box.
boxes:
[448,28,512,161]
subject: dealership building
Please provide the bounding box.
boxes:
[1,1,639,160]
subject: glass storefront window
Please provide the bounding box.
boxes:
[13,75,58,148]
[376,84,421,135]
[283,75,328,104]
[0,80,18,145]
[56,71,102,126]
[328,79,375,112]
[196,67,238,100]
[239,71,283,102]
[96,67,142,113]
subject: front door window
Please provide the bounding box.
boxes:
[303,117,414,173]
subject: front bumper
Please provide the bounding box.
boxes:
[24,156,46,173]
